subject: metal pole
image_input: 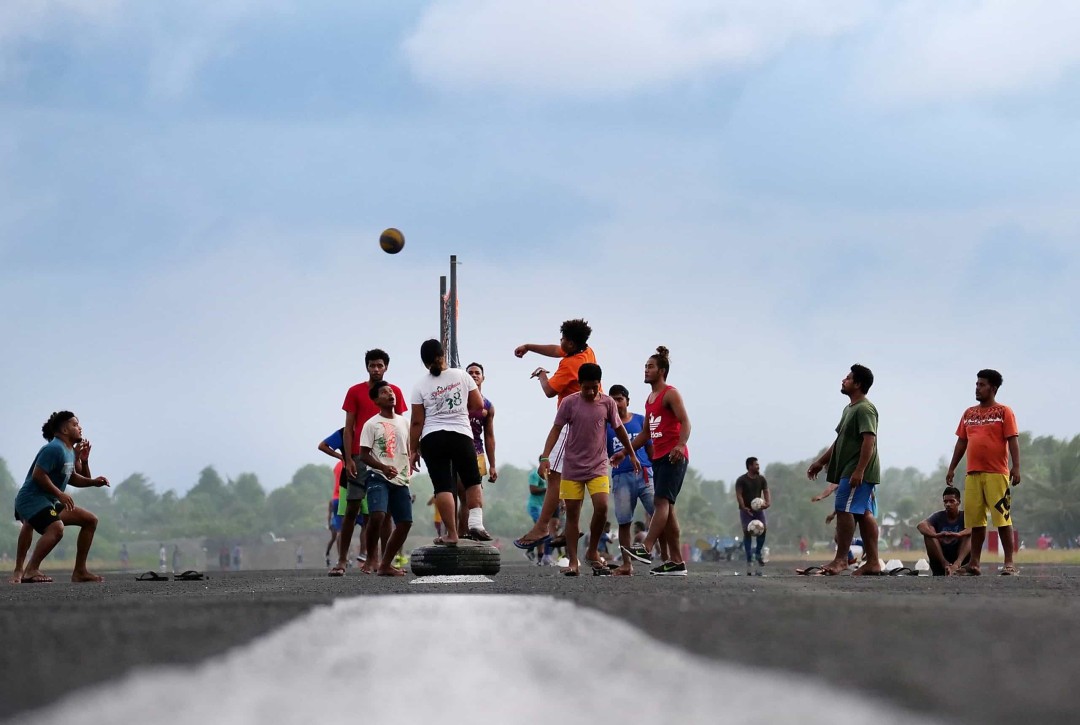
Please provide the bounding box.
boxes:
[440,275,448,355]
[448,255,460,368]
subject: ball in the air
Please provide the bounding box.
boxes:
[750,497,765,511]
[379,228,405,254]
[747,519,766,537]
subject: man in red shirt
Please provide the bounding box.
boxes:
[330,349,407,577]
[512,319,596,551]
[946,369,1021,576]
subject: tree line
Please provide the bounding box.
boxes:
[2,430,1078,560]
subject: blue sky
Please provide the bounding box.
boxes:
[2,1,1079,494]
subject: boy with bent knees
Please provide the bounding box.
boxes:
[538,364,640,576]
[359,381,413,577]
[14,412,110,583]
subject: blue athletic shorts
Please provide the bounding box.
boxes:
[835,477,877,515]
[365,473,413,523]
[611,469,655,525]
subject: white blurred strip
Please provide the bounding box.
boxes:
[17,595,944,725]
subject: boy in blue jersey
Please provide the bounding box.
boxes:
[14,412,110,583]
[606,385,655,576]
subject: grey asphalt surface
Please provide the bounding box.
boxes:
[2,557,1077,724]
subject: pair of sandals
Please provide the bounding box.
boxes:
[136,570,207,581]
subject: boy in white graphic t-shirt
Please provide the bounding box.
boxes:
[359,380,413,577]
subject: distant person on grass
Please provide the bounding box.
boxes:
[735,456,771,576]
[946,369,1021,576]
[333,348,407,576]
[622,347,692,577]
[513,319,597,551]
[917,487,972,576]
[10,435,95,584]
[537,363,639,576]
[358,380,414,576]
[12,412,109,584]
[805,364,881,576]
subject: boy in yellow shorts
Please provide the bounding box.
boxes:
[946,369,1021,575]
[537,363,640,576]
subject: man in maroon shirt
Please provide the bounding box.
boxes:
[330,349,407,576]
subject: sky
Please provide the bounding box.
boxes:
[2,1,1079,494]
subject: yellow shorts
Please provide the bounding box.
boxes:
[963,472,1013,529]
[560,475,610,501]
[477,455,488,478]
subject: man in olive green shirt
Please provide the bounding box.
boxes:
[806,364,881,576]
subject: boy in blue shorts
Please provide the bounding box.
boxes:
[358,381,413,576]
[605,384,654,576]
[806,364,881,576]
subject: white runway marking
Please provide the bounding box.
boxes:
[17,596,944,725]
[409,575,493,584]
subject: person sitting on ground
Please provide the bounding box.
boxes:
[14,411,110,584]
[917,486,972,576]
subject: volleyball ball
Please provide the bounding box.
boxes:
[379,228,405,254]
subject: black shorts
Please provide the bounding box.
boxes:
[25,504,64,535]
[421,430,482,494]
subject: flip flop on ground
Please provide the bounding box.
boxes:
[999,565,1020,576]
[135,571,168,582]
[21,574,52,584]
[327,566,346,577]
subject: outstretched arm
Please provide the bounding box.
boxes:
[515,343,564,358]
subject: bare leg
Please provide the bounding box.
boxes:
[851,513,881,575]
[324,530,338,559]
[456,480,469,536]
[999,524,1015,568]
[584,493,609,565]
[615,523,634,575]
[563,499,583,574]
[336,499,362,570]
[380,516,391,554]
[378,522,412,575]
[827,511,856,574]
[518,472,562,543]
[643,498,672,553]
[665,507,684,565]
[361,513,384,573]
[22,521,64,582]
[435,492,459,542]
[66,508,102,582]
[968,526,986,573]
[923,534,951,574]
[9,523,33,583]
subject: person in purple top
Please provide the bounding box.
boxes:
[537,363,640,576]
[455,363,498,537]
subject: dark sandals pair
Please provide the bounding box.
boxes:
[136,570,208,582]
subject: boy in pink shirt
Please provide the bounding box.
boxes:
[537,363,640,576]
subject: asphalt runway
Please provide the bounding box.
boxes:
[2,558,1077,724]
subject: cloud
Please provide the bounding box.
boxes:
[404,0,870,97]
[857,1,1080,105]
[0,0,277,101]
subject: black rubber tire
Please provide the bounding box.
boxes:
[409,542,501,576]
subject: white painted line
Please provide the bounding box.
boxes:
[18,596,946,725]
[409,575,493,585]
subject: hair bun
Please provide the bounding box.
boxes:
[655,345,669,358]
